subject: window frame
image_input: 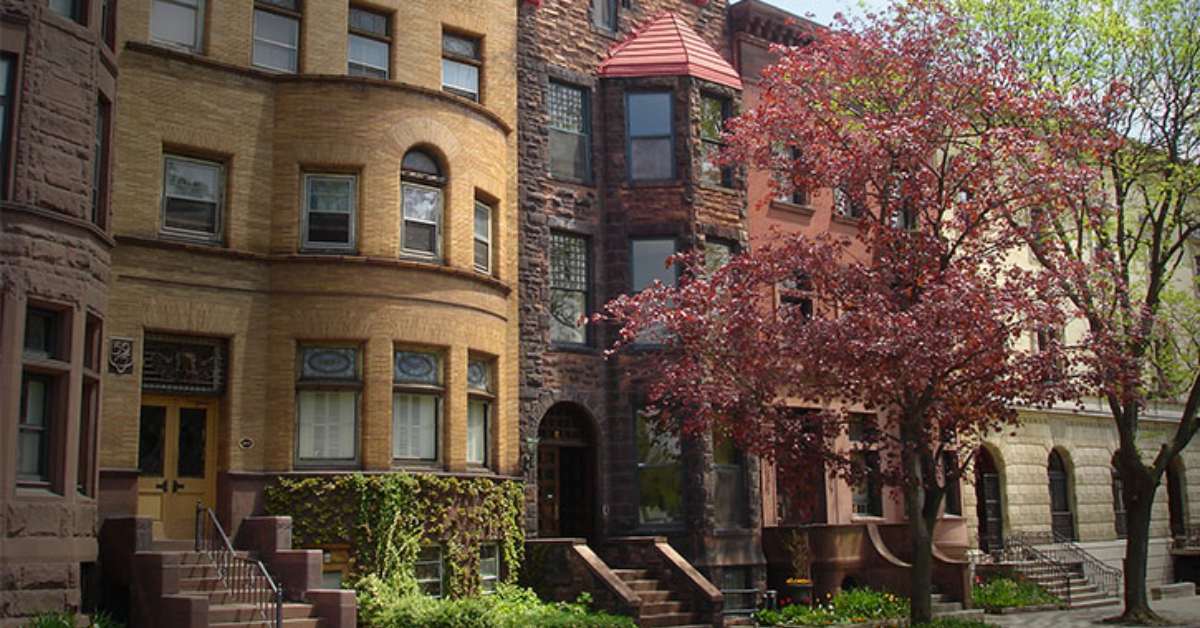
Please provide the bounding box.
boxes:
[473,199,492,275]
[0,53,17,201]
[626,91,675,182]
[19,303,72,492]
[634,408,684,529]
[301,173,358,253]
[294,345,362,467]
[479,543,500,593]
[546,80,592,183]
[415,546,445,598]
[699,93,732,188]
[392,349,443,466]
[92,95,111,229]
[347,5,390,79]
[49,0,87,24]
[466,357,494,469]
[441,30,482,102]
[252,0,302,74]
[150,0,206,53]
[549,230,592,347]
[592,0,618,32]
[851,449,884,518]
[160,153,226,244]
[18,371,55,486]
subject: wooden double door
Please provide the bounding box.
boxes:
[137,395,218,539]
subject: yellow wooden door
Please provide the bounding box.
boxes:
[137,396,218,539]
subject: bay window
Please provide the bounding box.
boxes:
[392,350,442,463]
[467,358,493,467]
[295,346,360,464]
[627,92,673,181]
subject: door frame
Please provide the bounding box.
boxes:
[137,394,219,539]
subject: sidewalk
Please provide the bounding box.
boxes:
[983,596,1200,627]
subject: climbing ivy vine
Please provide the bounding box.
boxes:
[264,472,524,597]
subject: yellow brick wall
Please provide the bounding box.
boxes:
[102,0,519,478]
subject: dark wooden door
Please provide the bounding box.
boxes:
[537,444,560,537]
[975,448,1004,552]
[1048,450,1076,541]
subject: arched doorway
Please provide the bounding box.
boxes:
[1048,449,1076,541]
[975,447,1004,552]
[1168,457,1189,540]
[537,403,596,539]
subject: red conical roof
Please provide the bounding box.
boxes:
[598,13,743,90]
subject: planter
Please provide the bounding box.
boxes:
[781,582,814,607]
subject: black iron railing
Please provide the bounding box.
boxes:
[1010,530,1122,599]
[1173,525,1200,550]
[998,534,1072,606]
[195,502,283,627]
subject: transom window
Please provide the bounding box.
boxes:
[400,149,444,259]
[302,174,356,251]
[700,95,732,187]
[547,81,591,182]
[348,6,389,79]
[161,154,224,243]
[151,0,205,52]
[393,350,442,463]
[253,0,301,73]
[474,200,492,274]
[550,231,590,345]
[295,346,360,464]
[627,92,674,181]
[442,32,481,102]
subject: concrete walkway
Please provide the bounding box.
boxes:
[983,596,1200,627]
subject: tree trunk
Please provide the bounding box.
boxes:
[907,481,935,624]
[1117,462,1163,624]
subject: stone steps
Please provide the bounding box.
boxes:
[611,564,705,628]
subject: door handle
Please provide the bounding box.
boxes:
[172,480,185,492]
[155,480,168,493]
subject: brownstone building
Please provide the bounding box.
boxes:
[0,0,115,623]
[517,1,757,623]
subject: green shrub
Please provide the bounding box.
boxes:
[356,576,636,628]
[913,619,998,628]
[971,577,1060,612]
[754,587,909,626]
[26,612,125,628]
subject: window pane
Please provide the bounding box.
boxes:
[631,239,676,291]
[18,431,44,478]
[549,82,585,132]
[176,407,207,478]
[474,203,490,241]
[442,59,479,98]
[152,0,200,48]
[165,158,220,202]
[705,240,733,274]
[300,347,359,380]
[550,290,587,344]
[394,351,440,385]
[163,198,218,233]
[468,400,488,465]
[306,212,351,245]
[442,34,479,59]
[701,142,724,186]
[348,34,388,77]
[467,360,490,392]
[392,393,437,460]
[349,7,388,37]
[253,10,299,72]
[23,309,56,358]
[480,544,499,593]
[631,138,673,180]
[297,390,357,460]
[592,0,616,30]
[638,466,681,525]
[415,547,444,598]
[549,129,589,180]
[628,93,671,136]
[402,222,435,254]
[22,376,47,426]
[49,0,79,20]
[402,184,441,222]
[700,96,727,140]
[138,405,167,476]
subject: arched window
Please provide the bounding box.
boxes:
[400,149,444,259]
[975,447,1004,552]
[1048,449,1076,541]
[1112,453,1126,539]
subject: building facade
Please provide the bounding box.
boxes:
[0,0,115,623]
[517,0,762,616]
[94,0,519,590]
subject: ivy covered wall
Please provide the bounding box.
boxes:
[264,472,525,597]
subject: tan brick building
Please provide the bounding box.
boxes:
[96,0,518,584]
[0,0,116,623]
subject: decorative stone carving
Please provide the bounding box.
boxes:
[108,338,134,375]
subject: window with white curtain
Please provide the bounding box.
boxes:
[295,346,360,464]
[393,350,442,463]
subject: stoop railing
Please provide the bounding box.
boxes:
[1011,530,1122,599]
[998,534,1072,606]
[195,502,284,628]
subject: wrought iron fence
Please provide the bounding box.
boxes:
[195,502,283,627]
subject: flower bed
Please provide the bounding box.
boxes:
[755,587,910,626]
[971,577,1062,613]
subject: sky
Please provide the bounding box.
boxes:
[750,0,893,26]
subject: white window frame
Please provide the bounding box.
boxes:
[301,173,357,252]
[252,4,300,74]
[294,346,361,467]
[391,350,443,465]
[479,544,500,593]
[151,0,206,53]
[400,181,443,259]
[441,32,481,102]
[415,546,445,598]
[474,200,492,274]
[160,154,224,243]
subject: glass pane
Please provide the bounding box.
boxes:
[715,465,746,528]
[549,130,588,180]
[468,400,487,465]
[18,430,44,478]
[22,376,48,426]
[638,466,682,524]
[253,40,297,73]
[165,157,220,201]
[631,138,673,180]
[392,393,437,460]
[300,346,358,380]
[631,239,676,291]
[23,309,54,357]
[548,82,584,132]
[0,57,9,98]
[467,360,489,392]
[705,240,733,274]
[255,9,298,46]
[306,177,353,211]
[402,184,441,222]
[402,151,440,176]
[550,290,587,344]
[164,198,217,233]
[349,7,388,36]
[138,405,167,476]
[701,142,725,186]
[394,351,439,384]
[628,92,671,136]
[700,96,727,140]
[348,61,388,80]
[177,407,207,478]
[442,59,479,97]
[474,240,490,271]
[297,390,357,460]
[152,1,199,48]
[404,222,437,254]
[592,0,616,30]
[474,203,490,240]
[551,233,588,291]
[306,212,351,245]
[636,413,679,464]
[348,34,388,75]
[442,33,479,59]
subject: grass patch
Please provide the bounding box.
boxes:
[972,576,1061,612]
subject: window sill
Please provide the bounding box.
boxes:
[831,214,865,228]
[850,514,886,522]
[15,484,63,499]
[393,461,443,472]
[769,200,816,218]
[547,174,594,187]
[625,179,682,189]
[698,183,740,195]
[158,231,225,247]
[293,462,361,471]
[550,343,599,355]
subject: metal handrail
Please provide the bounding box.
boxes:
[1011,530,1123,598]
[1173,524,1200,550]
[195,502,283,627]
[999,534,1072,606]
